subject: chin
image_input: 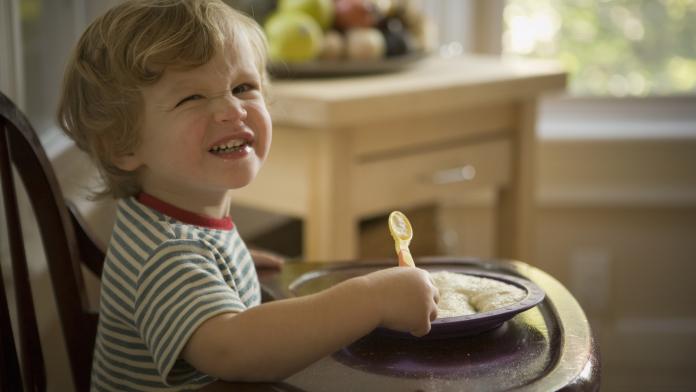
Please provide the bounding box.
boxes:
[226,171,260,189]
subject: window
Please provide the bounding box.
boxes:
[503,0,696,97]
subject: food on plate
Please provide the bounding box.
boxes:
[430,271,527,319]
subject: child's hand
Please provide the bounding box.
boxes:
[249,248,285,270]
[363,267,439,337]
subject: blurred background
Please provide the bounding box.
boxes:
[1,0,695,391]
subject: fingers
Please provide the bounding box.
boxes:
[410,302,438,337]
[429,308,438,322]
[433,286,440,304]
[375,266,440,337]
[417,269,440,335]
[411,322,432,337]
[430,284,440,321]
[413,297,439,337]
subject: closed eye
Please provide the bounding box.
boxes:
[232,83,256,95]
[175,94,204,107]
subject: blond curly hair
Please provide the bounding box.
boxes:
[57,0,268,199]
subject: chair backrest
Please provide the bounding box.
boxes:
[0,91,105,392]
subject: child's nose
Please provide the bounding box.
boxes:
[213,95,247,124]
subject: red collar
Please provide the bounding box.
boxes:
[137,193,234,231]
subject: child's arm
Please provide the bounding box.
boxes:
[181,267,438,382]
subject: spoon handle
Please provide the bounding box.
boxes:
[398,248,415,268]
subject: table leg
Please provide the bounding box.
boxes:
[303,128,358,261]
[496,99,538,262]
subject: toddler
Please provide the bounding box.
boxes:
[57,0,438,390]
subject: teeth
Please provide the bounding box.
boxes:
[210,139,248,152]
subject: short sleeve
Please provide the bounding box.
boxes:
[134,240,246,385]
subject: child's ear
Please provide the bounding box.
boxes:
[113,152,142,172]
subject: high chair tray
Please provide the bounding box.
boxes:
[216,257,599,391]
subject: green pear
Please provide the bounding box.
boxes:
[265,11,323,63]
[278,0,334,30]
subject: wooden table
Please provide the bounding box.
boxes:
[203,258,600,392]
[231,55,566,261]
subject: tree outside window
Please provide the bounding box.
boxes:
[503,0,696,97]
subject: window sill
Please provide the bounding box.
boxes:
[538,95,696,141]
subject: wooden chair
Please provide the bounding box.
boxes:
[0,90,105,392]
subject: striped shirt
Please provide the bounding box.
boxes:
[91,196,261,391]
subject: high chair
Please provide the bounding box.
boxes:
[0,90,105,392]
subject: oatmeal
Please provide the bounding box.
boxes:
[430,271,526,318]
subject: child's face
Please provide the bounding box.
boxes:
[121,38,271,203]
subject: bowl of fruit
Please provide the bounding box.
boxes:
[228,0,433,78]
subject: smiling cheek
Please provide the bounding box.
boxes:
[246,102,272,159]
[162,117,210,168]
[189,117,211,144]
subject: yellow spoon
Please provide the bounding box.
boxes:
[388,211,415,267]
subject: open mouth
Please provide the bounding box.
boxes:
[208,138,250,154]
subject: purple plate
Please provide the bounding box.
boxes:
[288,265,545,340]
